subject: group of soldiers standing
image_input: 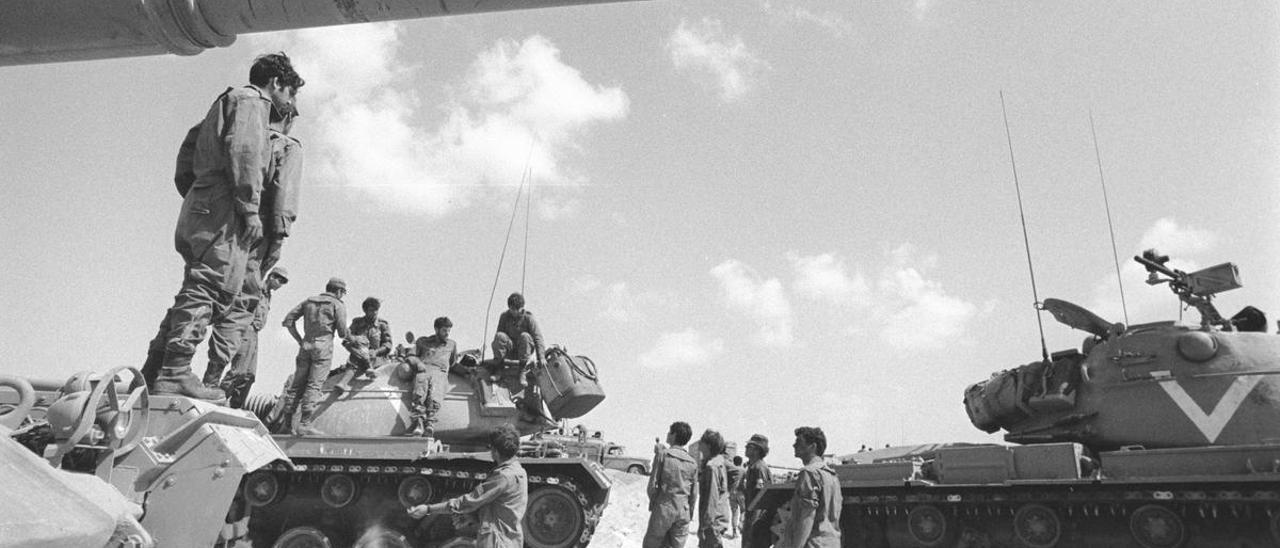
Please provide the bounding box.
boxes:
[646,424,842,548]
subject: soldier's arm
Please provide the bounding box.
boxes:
[272,135,303,237]
[526,313,546,364]
[787,469,820,548]
[377,320,392,356]
[225,92,271,218]
[174,123,200,197]
[335,304,351,340]
[283,303,304,345]
[427,470,513,514]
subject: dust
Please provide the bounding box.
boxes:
[592,470,742,548]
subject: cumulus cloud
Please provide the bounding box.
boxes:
[250,26,628,216]
[876,245,977,350]
[1087,218,1219,324]
[790,252,871,306]
[710,260,794,347]
[638,328,726,369]
[758,1,853,37]
[668,18,767,102]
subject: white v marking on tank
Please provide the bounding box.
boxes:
[1158,376,1262,443]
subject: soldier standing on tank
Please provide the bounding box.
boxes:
[343,297,392,379]
[779,427,841,548]
[407,423,528,547]
[277,277,350,435]
[492,293,546,384]
[140,54,304,400]
[697,429,732,548]
[644,421,699,548]
[407,316,457,439]
[199,104,303,394]
[213,266,289,409]
[741,434,773,548]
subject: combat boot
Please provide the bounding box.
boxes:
[272,412,294,435]
[140,348,164,391]
[406,419,425,437]
[153,355,225,401]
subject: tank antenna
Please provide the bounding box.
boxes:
[1000,91,1049,362]
[1089,110,1129,325]
[481,140,538,361]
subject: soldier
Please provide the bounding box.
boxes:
[741,434,773,548]
[214,266,289,409]
[644,421,698,548]
[727,455,745,539]
[278,277,350,436]
[344,297,392,379]
[407,423,528,547]
[407,316,457,440]
[779,427,841,548]
[491,292,546,378]
[141,53,305,400]
[697,429,731,548]
[199,104,303,392]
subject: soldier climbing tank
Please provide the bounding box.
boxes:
[236,339,610,548]
[753,250,1280,547]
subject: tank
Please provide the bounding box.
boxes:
[234,339,612,548]
[753,250,1280,548]
[0,367,288,548]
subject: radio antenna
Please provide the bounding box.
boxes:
[1089,110,1129,325]
[1001,91,1049,362]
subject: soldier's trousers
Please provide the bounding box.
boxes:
[741,511,768,548]
[492,332,535,362]
[281,341,332,420]
[411,368,448,433]
[158,186,254,374]
[642,507,690,548]
[220,326,261,409]
[203,243,264,386]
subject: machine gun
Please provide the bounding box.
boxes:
[1134,249,1241,329]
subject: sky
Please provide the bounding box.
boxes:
[2,0,1279,464]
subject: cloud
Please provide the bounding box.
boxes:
[758,1,853,37]
[789,252,871,306]
[668,18,767,102]
[1087,218,1219,325]
[710,260,794,347]
[1138,217,1216,255]
[876,244,977,350]
[638,328,726,369]
[250,27,628,216]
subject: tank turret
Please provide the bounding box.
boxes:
[965,250,1280,450]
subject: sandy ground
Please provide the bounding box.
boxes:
[591,470,742,548]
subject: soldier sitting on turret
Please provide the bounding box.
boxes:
[489,292,545,390]
[342,297,391,379]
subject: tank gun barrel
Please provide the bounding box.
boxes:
[0,0,646,67]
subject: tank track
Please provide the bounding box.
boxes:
[835,482,1280,548]
[241,457,608,548]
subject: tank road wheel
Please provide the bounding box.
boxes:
[1013,504,1061,548]
[1129,504,1185,548]
[243,470,285,507]
[273,526,332,548]
[906,504,954,547]
[397,476,435,507]
[626,465,645,474]
[320,474,360,508]
[524,485,586,548]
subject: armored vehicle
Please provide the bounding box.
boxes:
[0,367,286,547]
[521,427,652,475]
[235,342,610,548]
[754,251,1280,547]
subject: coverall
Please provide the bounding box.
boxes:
[644,446,699,548]
[698,454,731,548]
[410,333,457,435]
[147,86,273,393]
[492,309,546,364]
[421,458,527,548]
[216,281,277,408]
[741,458,774,548]
[279,292,349,426]
[780,460,842,548]
[202,124,303,388]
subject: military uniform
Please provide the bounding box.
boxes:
[346,315,392,372]
[492,309,545,364]
[216,271,282,409]
[698,454,731,548]
[143,85,274,398]
[279,290,349,431]
[741,457,773,548]
[644,446,699,548]
[422,458,527,548]
[410,333,456,436]
[781,460,842,548]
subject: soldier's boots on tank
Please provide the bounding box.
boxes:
[405,419,425,437]
[294,422,325,436]
[153,360,226,401]
[140,349,164,390]
[272,411,294,435]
